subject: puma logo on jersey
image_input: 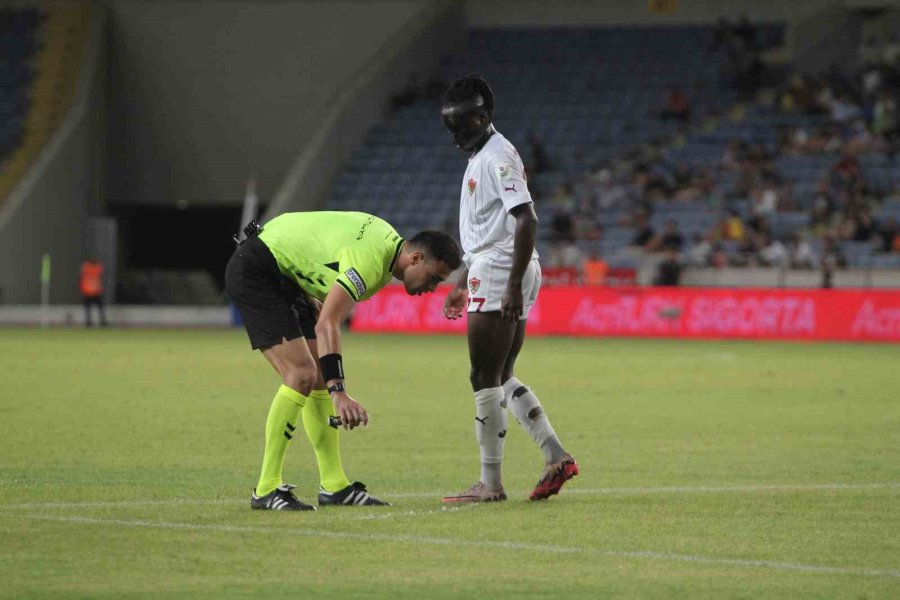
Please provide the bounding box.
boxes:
[504,184,517,192]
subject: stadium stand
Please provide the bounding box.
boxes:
[326,20,900,278]
[0,8,41,168]
[0,2,90,204]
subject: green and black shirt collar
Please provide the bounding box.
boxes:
[388,235,404,273]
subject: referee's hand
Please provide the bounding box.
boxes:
[331,393,369,429]
[442,287,467,320]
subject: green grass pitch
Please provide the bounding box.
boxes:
[0,328,898,599]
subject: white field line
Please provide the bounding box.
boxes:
[0,482,898,511]
[9,513,900,580]
[350,503,480,520]
[387,482,900,499]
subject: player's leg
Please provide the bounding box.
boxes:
[501,320,568,464]
[500,261,578,500]
[443,310,517,503]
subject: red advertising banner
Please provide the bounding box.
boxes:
[350,285,900,342]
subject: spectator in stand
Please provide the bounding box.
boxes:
[654,249,682,286]
[687,232,713,267]
[830,92,863,124]
[821,234,847,287]
[549,204,575,243]
[732,156,760,198]
[582,250,609,286]
[850,209,878,242]
[758,234,789,267]
[822,233,847,266]
[720,139,746,170]
[550,182,576,212]
[861,63,883,100]
[796,125,842,154]
[882,34,900,66]
[779,75,817,114]
[814,77,835,114]
[716,208,745,242]
[810,181,837,235]
[574,206,602,242]
[844,119,883,155]
[710,242,729,268]
[547,205,580,268]
[672,163,693,191]
[590,167,632,211]
[873,90,898,145]
[648,220,685,253]
[779,126,808,156]
[631,210,655,248]
[791,234,818,269]
[525,132,548,175]
[739,214,771,264]
[877,217,900,253]
[750,177,780,217]
[830,150,865,194]
[660,85,690,122]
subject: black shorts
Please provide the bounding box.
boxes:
[224,236,317,350]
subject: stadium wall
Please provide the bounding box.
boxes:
[791,3,862,75]
[463,0,856,27]
[106,0,463,209]
[265,0,465,219]
[0,8,105,304]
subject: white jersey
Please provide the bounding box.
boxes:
[458,130,538,267]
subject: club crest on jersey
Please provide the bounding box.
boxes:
[499,164,511,180]
[468,277,481,294]
[468,179,477,195]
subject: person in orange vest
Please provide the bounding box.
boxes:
[80,257,108,327]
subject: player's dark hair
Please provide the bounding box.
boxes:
[444,74,495,118]
[409,230,462,270]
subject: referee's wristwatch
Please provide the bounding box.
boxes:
[327,381,345,394]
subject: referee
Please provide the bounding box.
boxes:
[225,211,461,510]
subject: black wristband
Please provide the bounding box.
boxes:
[327,382,345,394]
[320,353,344,383]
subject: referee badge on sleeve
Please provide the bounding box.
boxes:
[345,268,367,297]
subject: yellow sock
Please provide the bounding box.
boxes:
[255,385,306,496]
[302,389,351,492]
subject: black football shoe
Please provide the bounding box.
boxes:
[318,481,391,506]
[251,484,316,511]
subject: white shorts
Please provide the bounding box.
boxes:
[466,255,541,319]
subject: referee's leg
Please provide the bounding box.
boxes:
[297,338,352,494]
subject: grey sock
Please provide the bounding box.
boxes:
[481,462,502,490]
[541,436,567,464]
